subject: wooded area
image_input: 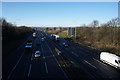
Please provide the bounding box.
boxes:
[72,18,120,56]
[1,18,33,59]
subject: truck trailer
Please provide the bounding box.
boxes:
[100,52,120,69]
[54,35,60,41]
[52,34,60,42]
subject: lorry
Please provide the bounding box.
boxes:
[53,34,60,42]
[100,52,120,69]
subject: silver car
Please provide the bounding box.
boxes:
[41,38,45,42]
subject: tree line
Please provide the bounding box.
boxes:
[1,18,33,43]
[1,18,33,59]
[73,18,120,55]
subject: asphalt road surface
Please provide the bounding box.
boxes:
[2,30,120,80]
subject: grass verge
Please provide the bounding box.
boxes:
[55,53,91,80]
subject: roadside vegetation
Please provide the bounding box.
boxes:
[45,38,90,80]
[72,18,120,56]
[47,27,70,38]
[2,18,33,60]
[72,26,120,56]
[47,18,120,56]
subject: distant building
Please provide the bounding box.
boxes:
[67,27,75,36]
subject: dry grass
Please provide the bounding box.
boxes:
[80,41,120,56]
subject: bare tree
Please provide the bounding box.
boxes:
[107,18,118,27]
[46,27,49,31]
[53,27,56,31]
[92,20,99,27]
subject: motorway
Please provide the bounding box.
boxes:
[2,30,120,80]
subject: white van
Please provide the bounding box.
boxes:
[100,52,120,69]
[33,32,36,38]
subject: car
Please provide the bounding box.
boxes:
[62,42,68,47]
[25,45,32,52]
[26,40,32,45]
[25,45,32,49]
[26,42,32,48]
[27,43,32,45]
[41,38,45,42]
[34,50,41,58]
[51,34,54,37]
[51,34,53,37]
[25,40,32,52]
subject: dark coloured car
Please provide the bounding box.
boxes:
[34,50,41,58]
[62,42,68,47]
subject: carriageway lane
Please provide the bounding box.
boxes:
[45,32,120,79]
[29,32,47,79]
[29,32,68,80]
[8,35,38,79]
[2,34,33,79]
[5,32,68,79]
[64,38,120,79]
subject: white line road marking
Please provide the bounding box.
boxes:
[43,56,45,59]
[40,39,49,74]
[40,41,45,59]
[28,64,32,77]
[31,54,34,61]
[93,58,108,67]
[84,60,97,69]
[79,51,87,56]
[71,52,79,57]
[45,41,69,80]
[8,51,25,79]
[45,62,48,73]
[45,42,52,53]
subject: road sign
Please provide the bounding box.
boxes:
[67,27,75,36]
